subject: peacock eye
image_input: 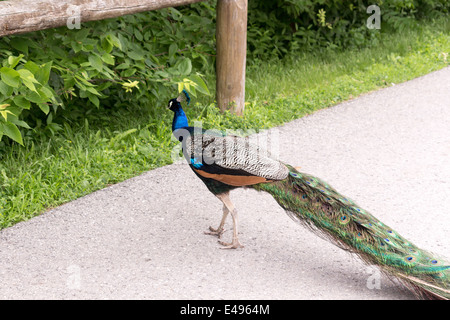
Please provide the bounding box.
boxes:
[169,101,173,107]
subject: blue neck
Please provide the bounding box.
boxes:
[172,106,189,132]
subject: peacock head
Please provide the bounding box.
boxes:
[167,98,181,112]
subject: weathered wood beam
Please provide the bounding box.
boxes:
[0,0,205,37]
[215,0,247,116]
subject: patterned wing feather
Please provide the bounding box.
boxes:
[184,129,289,181]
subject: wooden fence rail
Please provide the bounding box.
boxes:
[0,0,247,115]
[0,0,204,37]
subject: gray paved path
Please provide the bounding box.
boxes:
[0,67,449,299]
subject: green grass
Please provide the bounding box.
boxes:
[0,19,449,229]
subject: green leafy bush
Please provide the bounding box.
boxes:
[247,0,449,60]
[0,3,215,145]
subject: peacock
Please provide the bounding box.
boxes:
[168,90,450,300]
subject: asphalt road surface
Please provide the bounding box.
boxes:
[0,67,449,300]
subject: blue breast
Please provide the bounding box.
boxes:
[172,107,189,132]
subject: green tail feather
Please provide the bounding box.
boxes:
[252,164,450,300]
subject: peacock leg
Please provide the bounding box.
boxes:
[204,204,228,238]
[214,192,244,249]
[218,208,244,249]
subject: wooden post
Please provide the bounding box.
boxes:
[216,0,247,116]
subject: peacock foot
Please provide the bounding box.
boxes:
[218,239,244,249]
[204,226,226,238]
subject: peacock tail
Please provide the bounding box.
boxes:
[252,164,450,300]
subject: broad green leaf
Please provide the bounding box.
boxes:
[0,104,12,121]
[23,61,40,74]
[121,68,136,77]
[0,110,12,121]
[21,79,37,92]
[71,41,83,53]
[8,54,24,69]
[13,96,31,109]
[10,38,29,54]
[101,53,115,65]
[128,50,144,61]
[116,62,130,70]
[177,58,192,76]
[81,39,97,50]
[46,112,53,125]
[155,70,169,78]
[35,62,53,85]
[79,71,91,83]
[11,119,31,129]
[101,37,113,53]
[38,103,50,115]
[86,86,101,96]
[75,28,90,42]
[169,43,178,59]
[2,122,23,145]
[18,69,39,92]
[0,67,20,88]
[134,28,143,41]
[38,86,54,99]
[87,92,100,107]
[189,74,210,95]
[25,91,47,104]
[183,81,190,92]
[88,54,103,72]
[107,34,122,50]
[101,65,115,79]
[74,80,86,91]
[48,44,66,59]
[18,69,38,83]
[0,81,13,96]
